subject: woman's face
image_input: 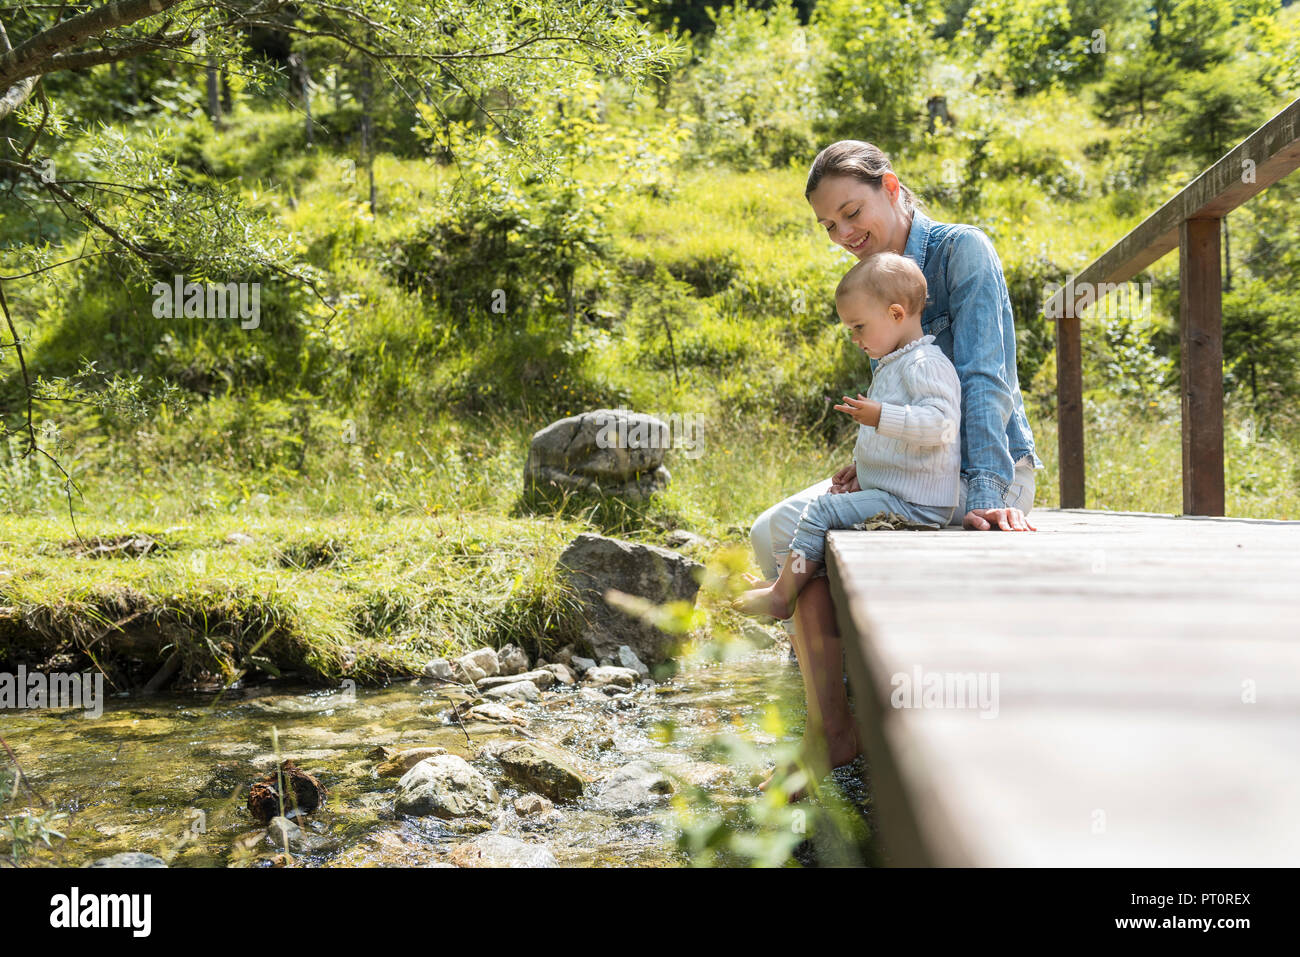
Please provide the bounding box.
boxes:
[808,173,905,260]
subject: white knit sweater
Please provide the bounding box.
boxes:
[852,334,963,508]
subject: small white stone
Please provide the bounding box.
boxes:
[616,645,650,679]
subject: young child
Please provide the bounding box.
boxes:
[736,251,961,620]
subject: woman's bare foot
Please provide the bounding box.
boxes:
[826,727,862,770]
[758,761,811,801]
[758,730,862,800]
[741,573,773,588]
[733,585,793,620]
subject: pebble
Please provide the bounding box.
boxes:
[268,816,302,847]
[582,666,638,689]
[616,645,650,679]
[448,833,558,868]
[482,680,541,703]
[514,793,557,817]
[89,852,166,868]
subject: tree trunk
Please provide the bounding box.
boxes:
[361,58,377,213]
[291,54,313,146]
[206,56,222,128]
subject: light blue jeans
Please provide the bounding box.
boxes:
[786,489,953,566]
[751,454,1038,580]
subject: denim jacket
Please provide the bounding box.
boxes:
[868,208,1042,512]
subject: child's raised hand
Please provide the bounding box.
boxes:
[834,393,879,427]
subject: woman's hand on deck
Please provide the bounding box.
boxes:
[963,507,1036,531]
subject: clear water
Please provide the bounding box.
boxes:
[1,646,868,866]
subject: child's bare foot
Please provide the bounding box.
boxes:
[732,585,793,620]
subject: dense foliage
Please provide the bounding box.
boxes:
[3,2,1297,516]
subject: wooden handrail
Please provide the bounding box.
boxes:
[1043,96,1300,514]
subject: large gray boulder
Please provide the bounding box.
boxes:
[496,644,530,675]
[453,648,499,684]
[481,679,541,703]
[558,533,702,664]
[395,755,497,818]
[524,409,672,502]
[495,742,586,802]
[592,760,675,811]
[582,665,638,689]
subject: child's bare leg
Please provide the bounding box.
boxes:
[760,576,860,795]
[733,550,821,620]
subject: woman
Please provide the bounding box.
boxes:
[749,141,1042,789]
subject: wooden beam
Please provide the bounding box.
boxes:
[1044,96,1300,320]
[826,510,1300,866]
[1179,218,1225,516]
[1055,316,1085,508]
[825,540,972,866]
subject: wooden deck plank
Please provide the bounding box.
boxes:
[824,507,1300,866]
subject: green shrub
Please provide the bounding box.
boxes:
[679,3,821,169]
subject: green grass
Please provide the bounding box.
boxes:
[4,81,1300,686]
[1029,394,1300,518]
[5,381,1294,689]
[0,507,592,687]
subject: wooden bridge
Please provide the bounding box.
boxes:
[824,97,1300,866]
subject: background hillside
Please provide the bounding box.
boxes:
[2,0,1299,681]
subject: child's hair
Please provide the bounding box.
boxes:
[836,252,927,319]
[805,140,919,214]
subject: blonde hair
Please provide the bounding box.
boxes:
[805,140,918,214]
[836,252,927,319]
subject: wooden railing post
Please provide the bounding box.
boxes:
[1179,218,1226,516]
[1056,314,1085,508]
[1041,98,1299,518]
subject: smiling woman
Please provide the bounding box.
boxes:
[746,139,1045,791]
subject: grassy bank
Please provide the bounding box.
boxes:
[4,83,1300,687]
[5,384,1298,689]
[0,510,580,687]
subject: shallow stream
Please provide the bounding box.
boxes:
[3,645,870,866]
